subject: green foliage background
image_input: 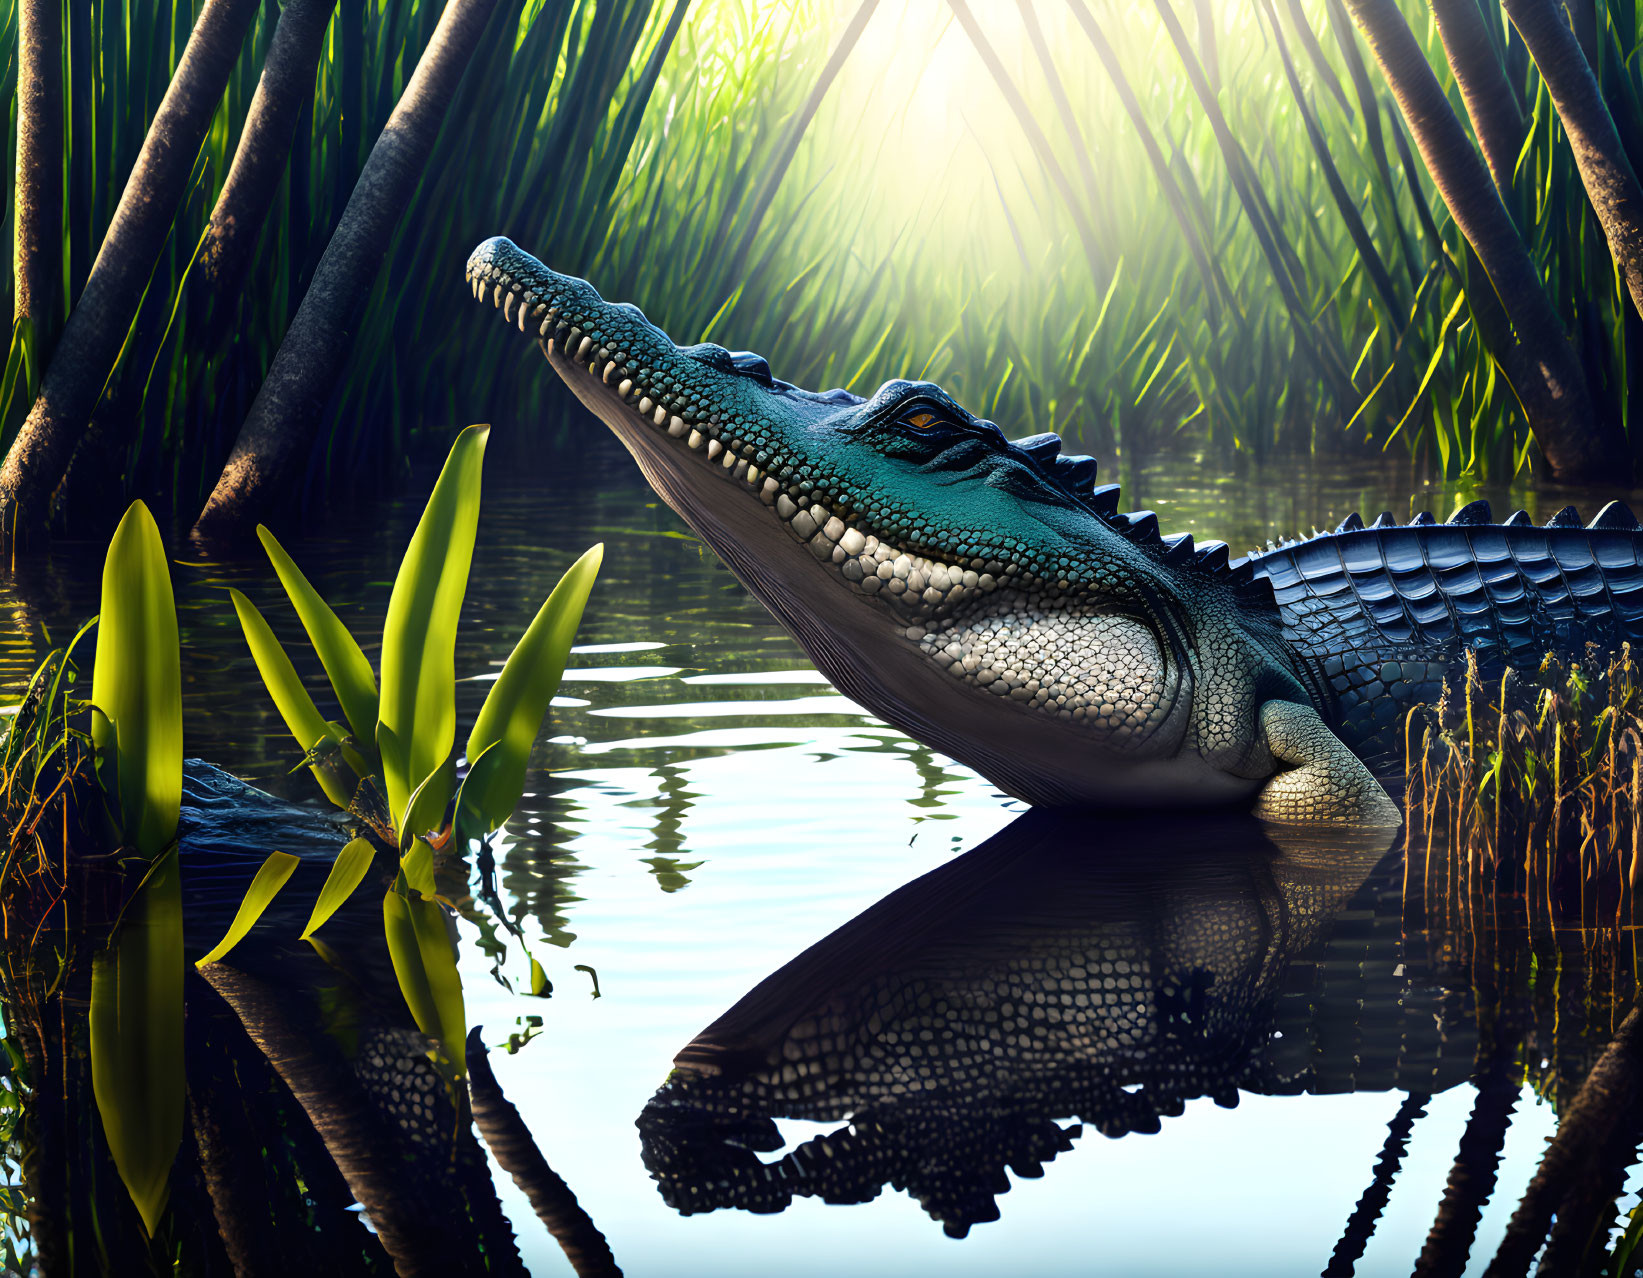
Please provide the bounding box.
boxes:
[2,0,1639,512]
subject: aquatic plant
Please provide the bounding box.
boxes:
[232,423,602,1074]
[85,502,184,1239]
[1403,646,1643,934]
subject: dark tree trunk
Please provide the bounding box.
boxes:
[1484,1006,1643,1277]
[1412,1078,1517,1276]
[1504,0,1643,326]
[200,0,341,302]
[1430,0,1527,201]
[1323,1093,1429,1276]
[1341,0,1628,481]
[0,0,261,543]
[197,965,445,1278]
[466,1031,622,1278]
[191,0,501,543]
[13,0,63,358]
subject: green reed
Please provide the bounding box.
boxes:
[1404,646,1643,935]
[10,0,1643,516]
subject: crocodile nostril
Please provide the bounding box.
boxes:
[728,350,774,385]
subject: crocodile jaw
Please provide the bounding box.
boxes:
[464,241,1247,808]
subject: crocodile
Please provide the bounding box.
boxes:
[635,811,1468,1238]
[466,236,1643,823]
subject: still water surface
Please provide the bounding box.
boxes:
[3,448,1638,1276]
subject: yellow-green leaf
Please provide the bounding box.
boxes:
[91,848,184,1237]
[195,851,300,967]
[383,889,467,1077]
[91,502,181,856]
[463,543,602,835]
[378,424,489,836]
[256,525,379,757]
[399,753,454,852]
[300,838,377,939]
[229,589,353,809]
[452,741,501,847]
[401,838,436,900]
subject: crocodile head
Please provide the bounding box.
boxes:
[467,238,1306,808]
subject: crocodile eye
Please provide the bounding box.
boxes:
[903,411,937,429]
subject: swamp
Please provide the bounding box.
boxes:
[2,1,1643,1275]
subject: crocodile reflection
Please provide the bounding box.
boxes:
[638,811,1469,1236]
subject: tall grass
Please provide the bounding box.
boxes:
[1404,647,1643,934]
[9,0,1643,520]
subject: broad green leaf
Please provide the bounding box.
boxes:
[229,589,353,810]
[256,525,379,758]
[463,544,603,834]
[325,721,371,778]
[383,889,467,1077]
[301,839,377,939]
[399,753,454,852]
[401,838,436,900]
[452,741,502,848]
[529,956,550,997]
[195,852,300,966]
[91,503,181,856]
[91,848,183,1237]
[378,424,489,836]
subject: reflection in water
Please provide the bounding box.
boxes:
[638,812,1426,1237]
[4,763,616,1276]
[5,460,1643,1272]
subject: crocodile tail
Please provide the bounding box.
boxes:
[1249,500,1643,662]
[1245,501,1643,763]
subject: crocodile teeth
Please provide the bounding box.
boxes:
[576,336,593,360]
[618,378,634,398]
[504,293,516,321]
[639,397,654,415]
[687,429,704,449]
[668,416,687,437]
[654,406,668,426]
[492,283,504,307]
[707,439,723,460]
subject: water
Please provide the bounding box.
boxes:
[3,445,1639,1276]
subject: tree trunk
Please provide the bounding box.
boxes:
[199,0,340,302]
[1430,0,1526,201]
[466,1030,622,1278]
[197,965,444,1277]
[1323,1092,1429,1277]
[191,0,500,543]
[0,0,261,543]
[1504,0,1643,326]
[13,0,63,362]
[1341,0,1628,481]
[1484,1007,1643,1276]
[1412,1078,1517,1276]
